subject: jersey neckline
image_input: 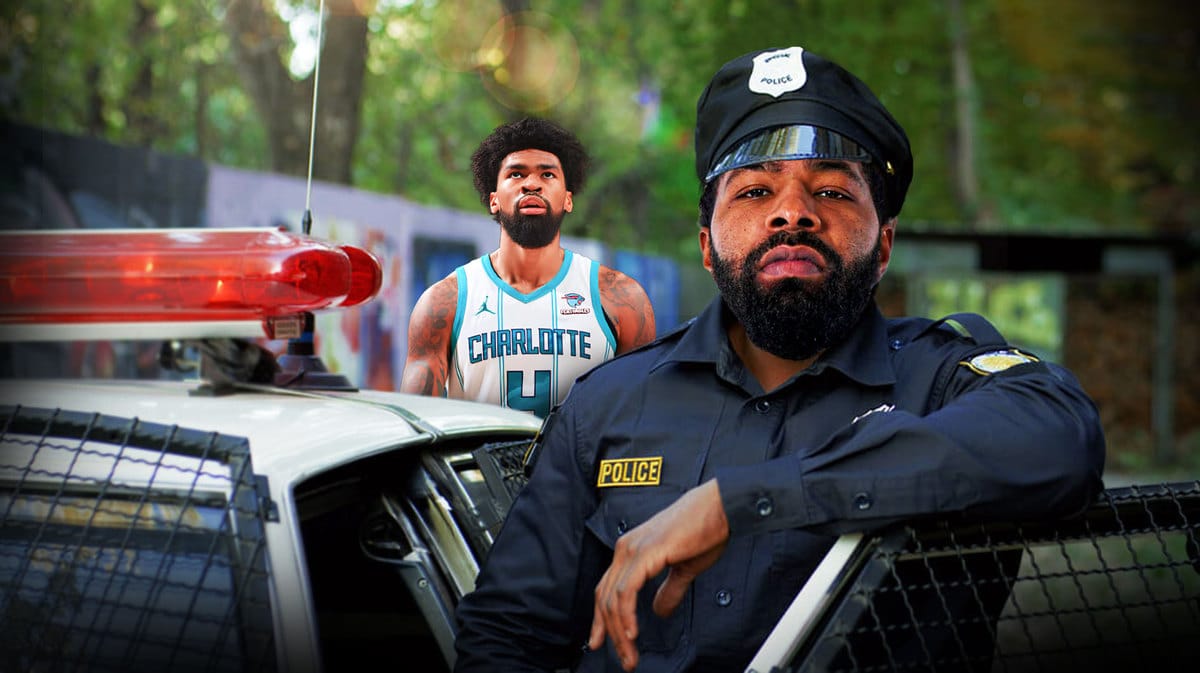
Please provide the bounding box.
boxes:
[482,249,575,304]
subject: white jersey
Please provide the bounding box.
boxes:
[449,250,616,417]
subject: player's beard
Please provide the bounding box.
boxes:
[709,229,882,361]
[495,198,565,249]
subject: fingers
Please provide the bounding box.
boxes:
[653,540,728,618]
[586,481,731,668]
[652,567,692,618]
[587,599,607,653]
[591,547,646,671]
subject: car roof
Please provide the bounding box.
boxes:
[0,378,542,490]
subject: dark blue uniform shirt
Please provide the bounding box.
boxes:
[455,298,1105,672]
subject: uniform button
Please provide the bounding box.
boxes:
[754,399,771,413]
[853,492,873,511]
[715,589,733,607]
[617,519,628,535]
[755,497,774,517]
[889,338,904,351]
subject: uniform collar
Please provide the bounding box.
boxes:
[653,296,896,389]
[808,302,896,387]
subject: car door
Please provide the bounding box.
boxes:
[0,405,278,673]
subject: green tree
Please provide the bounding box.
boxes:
[224,0,369,182]
[3,0,266,168]
[4,0,1197,248]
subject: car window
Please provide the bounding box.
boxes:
[293,433,535,673]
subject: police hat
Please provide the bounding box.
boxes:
[694,46,913,217]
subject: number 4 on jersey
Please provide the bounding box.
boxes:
[507,370,552,418]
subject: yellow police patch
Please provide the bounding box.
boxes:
[597,457,663,488]
[960,349,1039,375]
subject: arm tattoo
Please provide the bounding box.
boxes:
[401,278,457,395]
[405,363,441,396]
[600,268,656,353]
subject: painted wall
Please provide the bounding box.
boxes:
[204,165,682,390]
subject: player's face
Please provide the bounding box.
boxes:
[490,149,573,249]
[700,159,895,360]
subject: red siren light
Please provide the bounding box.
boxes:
[337,244,383,308]
[0,228,383,325]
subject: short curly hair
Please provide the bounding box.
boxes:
[470,117,589,207]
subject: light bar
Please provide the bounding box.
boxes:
[0,228,384,326]
[0,321,268,343]
[338,244,383,308]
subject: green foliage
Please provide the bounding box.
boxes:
[4,0,1197,251]
[918,274,1064,360]
[3,0,266,168]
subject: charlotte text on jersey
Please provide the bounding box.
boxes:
[467,327,597,363]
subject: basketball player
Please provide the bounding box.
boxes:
[401,118,656,417]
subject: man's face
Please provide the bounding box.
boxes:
[490,149,573,249]
[700,159,895,361]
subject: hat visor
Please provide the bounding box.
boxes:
[705,125,872,183]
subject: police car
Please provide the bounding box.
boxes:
[0,228,542,673]
[4,229,1197,673]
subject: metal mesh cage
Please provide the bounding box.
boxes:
[472,438,534,505]
[0,405,277,673]
[774,481,1200,673]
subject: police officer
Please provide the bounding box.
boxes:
[454,46,1105,672]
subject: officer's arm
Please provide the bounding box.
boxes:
[400,275,456,396]
[589,478,729,672]
[454,407,601,671]
[717,359,1105,538]
[598,266,656,354]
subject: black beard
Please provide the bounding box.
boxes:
[495,203,565,249]
[710,230,881,361]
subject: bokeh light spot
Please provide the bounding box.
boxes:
[477,11,579,112]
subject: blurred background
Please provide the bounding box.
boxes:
[1,0,1197,476]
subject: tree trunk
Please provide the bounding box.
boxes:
[84,63,105,136]
[946,0,987,228]
[195,63,209,159]
[222,0,369,184]
[126,1,159,146]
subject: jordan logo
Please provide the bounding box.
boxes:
[476,297,496,316]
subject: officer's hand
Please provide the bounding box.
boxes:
[587,478,730,671]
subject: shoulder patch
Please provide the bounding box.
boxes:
[960,349,1039,375]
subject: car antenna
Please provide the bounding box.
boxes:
[274,0,355,391]
[300,0,321,238]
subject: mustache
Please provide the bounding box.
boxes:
[512,193,550,210]
[744,230,843,273]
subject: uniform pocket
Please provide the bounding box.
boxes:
[584,492,691,655]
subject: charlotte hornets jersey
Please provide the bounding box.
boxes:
[448,250,617,417]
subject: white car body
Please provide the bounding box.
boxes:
[0,376,541,672]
